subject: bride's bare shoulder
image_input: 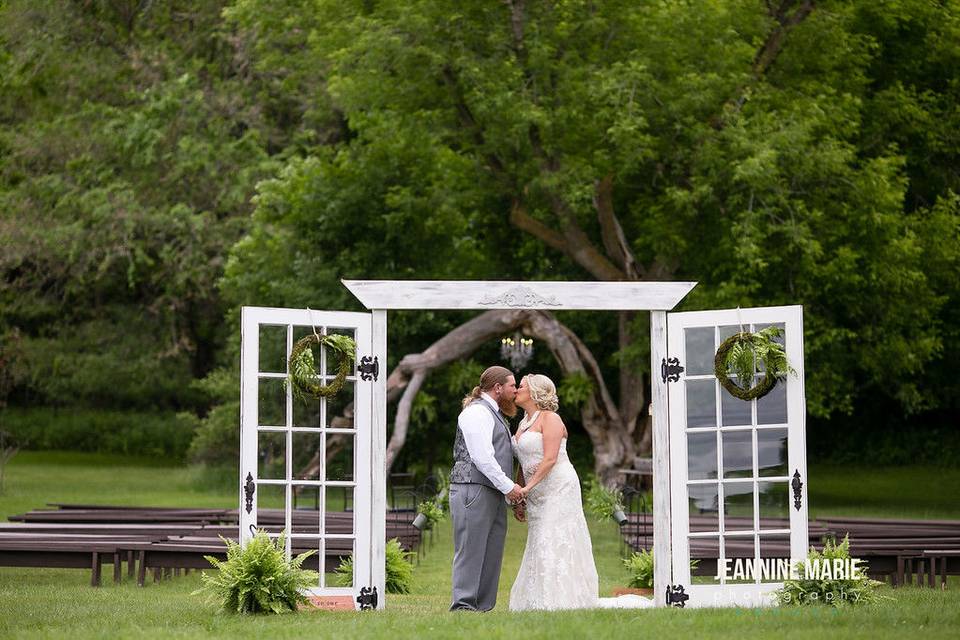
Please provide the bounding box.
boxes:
[540,411,566,430]
[540,410,563,421]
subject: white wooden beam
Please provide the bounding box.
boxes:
[370,309,387,609]
[342,280,696,311]
[650,310,672,607]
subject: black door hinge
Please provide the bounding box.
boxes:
[244,472,255,514]
[666,584,689,608]
[792,470,803,511]
[358,356,379,382]
[357,586,378,610]
[661,357,684,383]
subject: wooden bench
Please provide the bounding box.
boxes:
[0,540,129,586]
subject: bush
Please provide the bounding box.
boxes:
[194,530,318,614]
[1,407,195,460]
[333,538,414,594]
[774,535,892,607]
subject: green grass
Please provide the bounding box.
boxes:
[0,452,959,639]
[0,451,236,521]
[807,464,960,519]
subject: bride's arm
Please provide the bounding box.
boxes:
[520,413,565,496]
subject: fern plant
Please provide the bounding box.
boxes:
[287,334,356,402]
[417,499,445,528]
[583,475,624,522]
[193,530,318,614]
[774,535,892,607]
[725,326,794,387]
[623,549,698,589]
[334,538,414,594]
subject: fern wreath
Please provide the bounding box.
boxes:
[714,332,778,401]
[288,333,356,399]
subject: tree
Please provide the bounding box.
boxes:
[218,0,958,480]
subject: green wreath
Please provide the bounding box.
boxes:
[714,326,793,401]
[288,333,356,401]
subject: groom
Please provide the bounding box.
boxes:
[449,365,524,612]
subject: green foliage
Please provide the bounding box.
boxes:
[334,538,414,595]
[287,333,356,402]
[194,530,318,614]
[1,0,958,470]
[622,549,655,590]
[186,367,240,466]
[2,408,194,460]
[558,372,595,411]
[583,476,624,522]
[724,327,794,389]
[775,535,892,607]
[622,549,699,590]
[417,499,445,528]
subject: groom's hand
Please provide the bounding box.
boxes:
[506,483,524,503]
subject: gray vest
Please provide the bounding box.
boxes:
[450,399,514,490]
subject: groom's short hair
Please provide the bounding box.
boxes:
[462,365,513,408]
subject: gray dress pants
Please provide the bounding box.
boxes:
[449,482,507,611]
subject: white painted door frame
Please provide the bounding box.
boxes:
[239,306,382,608]
[666,305,808,608]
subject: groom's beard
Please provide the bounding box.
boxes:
[498,396,517,418]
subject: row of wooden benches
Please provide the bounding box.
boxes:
[1,505,422,586]
[620,514,960,588]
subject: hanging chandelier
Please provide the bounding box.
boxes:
[500,331,534,369]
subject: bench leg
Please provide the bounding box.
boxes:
[153,567,160,583]
[91,552,102,587]
[941,557,948,590]
[128,550,135,580]
[137,551,146,587]
[916,559,923,587]
[928,559,935,588]
[114,551,121,584]
[896,556,904,588]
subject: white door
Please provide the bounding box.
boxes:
[667,306,808,608]
[239,306,378,609]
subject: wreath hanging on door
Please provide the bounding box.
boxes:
[288,333,357,401]
[714,326,794,401]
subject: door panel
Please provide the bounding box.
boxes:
[240,307,373,606]
[668,306,807,608]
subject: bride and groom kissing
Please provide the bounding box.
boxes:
[449,365,599,612]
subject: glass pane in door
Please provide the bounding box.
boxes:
[684,327,715,375]
[687,432,718,480]
[255,483,286,535]
[723,481,754,530]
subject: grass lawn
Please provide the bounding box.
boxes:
[1,452,959,639]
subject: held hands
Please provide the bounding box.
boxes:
[506,483,524,504]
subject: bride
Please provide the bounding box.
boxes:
[509,374,599,611]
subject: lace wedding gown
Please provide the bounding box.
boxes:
[509,424,600,611]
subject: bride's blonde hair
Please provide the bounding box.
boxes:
[524,374,559,412]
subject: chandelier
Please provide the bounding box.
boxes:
[500,331,534,369]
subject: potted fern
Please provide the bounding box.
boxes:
[774,535,891,607]
[615,549,699,597]
[333,538,414,594]
[193,530,318,614]
[413,499,444,531]
[584,476,628,526]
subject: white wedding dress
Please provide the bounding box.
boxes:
[509,417,599,611]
